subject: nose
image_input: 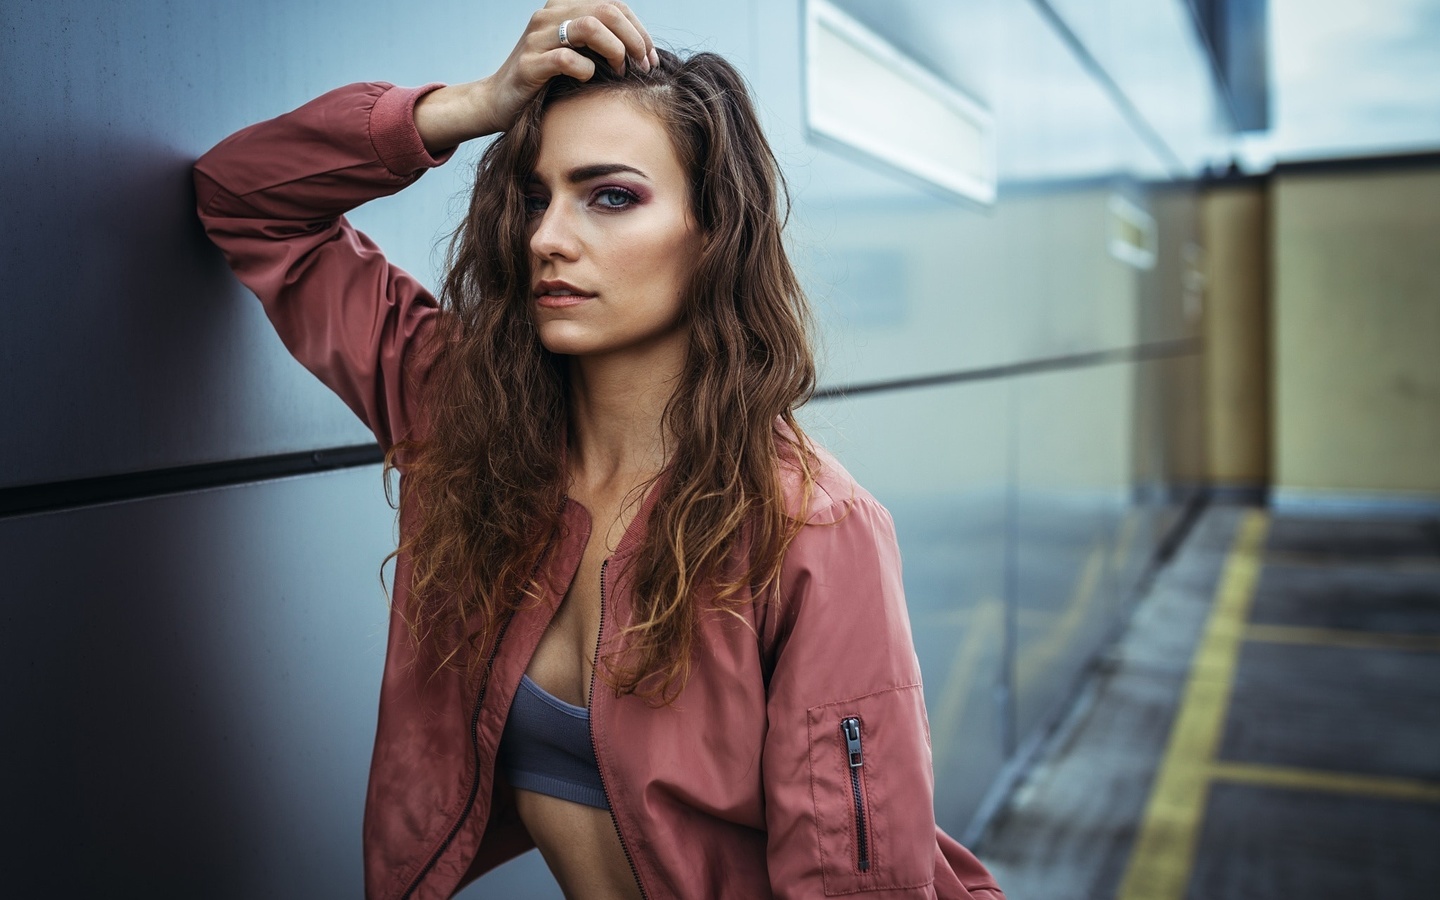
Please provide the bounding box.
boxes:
[529,199,581,263]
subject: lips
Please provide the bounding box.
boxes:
[533,279,596,306]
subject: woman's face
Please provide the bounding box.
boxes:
[525,91,702,360]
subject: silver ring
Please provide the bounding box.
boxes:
[558,19,574,48]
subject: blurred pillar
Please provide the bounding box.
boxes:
[1202,182,1271,499]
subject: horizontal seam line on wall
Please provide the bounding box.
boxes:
[0,443,384,519]
[7,338,1200,517]
[812,337,1201,400]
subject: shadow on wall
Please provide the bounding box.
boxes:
[2,498,273,895]
[2,127,354,490]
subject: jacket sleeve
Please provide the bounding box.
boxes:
[761,489,1005,899]
[192,81,453,452]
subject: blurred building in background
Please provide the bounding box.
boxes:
[1,0,1435,896]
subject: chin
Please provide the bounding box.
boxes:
[535,318,687,360]
[536,321,603,357]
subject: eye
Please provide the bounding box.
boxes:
[593,186,640,210]
[523,194,549,216]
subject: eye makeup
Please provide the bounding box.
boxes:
[523,166,654,218]
[592,184,645,209]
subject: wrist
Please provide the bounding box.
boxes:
[414,80,496,154]
[464,77,508,138]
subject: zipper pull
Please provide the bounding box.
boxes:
[842,717,863,768]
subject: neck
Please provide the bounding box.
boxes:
[565,332,687,490]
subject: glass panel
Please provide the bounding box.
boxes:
[803,380,1011,833]
[1011,364,1133,743]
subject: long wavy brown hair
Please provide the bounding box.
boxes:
[386,48,816,701]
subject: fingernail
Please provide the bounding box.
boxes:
[650,48,659,68]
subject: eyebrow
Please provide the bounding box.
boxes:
[568,163,649,182]
[528,163,651,186]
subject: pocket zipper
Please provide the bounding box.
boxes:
[841,716,871,872]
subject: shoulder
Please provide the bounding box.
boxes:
[771,425,899,587]
[760,424,913,663]
[774,421,891,530]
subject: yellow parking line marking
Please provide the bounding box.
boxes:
[1117,510,1269,900]
[1245,623,1440,654]
[1262,551,1440,573]
[1209,761,1440,803]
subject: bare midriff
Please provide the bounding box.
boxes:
[514,790,642,899]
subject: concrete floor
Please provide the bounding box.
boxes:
[978,506,1440,900]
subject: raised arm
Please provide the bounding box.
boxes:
[193,81,453,452]
[191,1,657,452]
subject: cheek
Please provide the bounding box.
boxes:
[614,221,699,310]
[663,223,704,289]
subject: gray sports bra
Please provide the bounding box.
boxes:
[496,674,610,811]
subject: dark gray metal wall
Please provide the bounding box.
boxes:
[1,0,1227,895]
[1,469,391,896]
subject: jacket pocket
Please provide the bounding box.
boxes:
[807,685,936,895]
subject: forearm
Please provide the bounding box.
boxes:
[412,79,509,154]
[194,82,450,225]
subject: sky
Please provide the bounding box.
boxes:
[1239,0,1440,165]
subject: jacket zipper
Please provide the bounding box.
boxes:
[400,505,565,900]
[590,558,650,899]
[400,607,517,899]
[841,716,871,873]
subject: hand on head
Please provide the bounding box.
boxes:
[414,2,658,151]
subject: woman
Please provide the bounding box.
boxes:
[194,2,1005,898]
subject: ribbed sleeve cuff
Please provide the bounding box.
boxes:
[369,82,453,176]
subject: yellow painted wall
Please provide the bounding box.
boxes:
[1272,166,1440,499]
[1202,184,1270,488]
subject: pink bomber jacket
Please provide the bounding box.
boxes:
[193,81,1006,900]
